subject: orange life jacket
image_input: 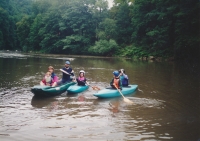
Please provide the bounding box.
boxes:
[113,78,120,89]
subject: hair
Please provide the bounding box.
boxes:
[46,71,51,75]
[48,66,54,70]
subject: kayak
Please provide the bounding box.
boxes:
[31,82,76,97]
[67,84,89,94]
[93,85,138,98]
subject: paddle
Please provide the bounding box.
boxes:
[60,69,72,76]
[91,85,100,90]
[114,84,133,104]
[79,80,100,90]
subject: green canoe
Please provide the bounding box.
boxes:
[31,82,76,97]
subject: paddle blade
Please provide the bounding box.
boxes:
[123,97,134,104]
[92,86,100,90]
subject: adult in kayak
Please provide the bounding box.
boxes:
[110,70,122,90]
[76,70,90,86]
[58,60,75,85]
[40,66,58,87]
[119,69,129,87]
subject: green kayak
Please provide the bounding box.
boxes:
[67,84,89,94]
[31,82,76,97]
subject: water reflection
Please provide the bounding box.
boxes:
[31,96,57,108]
[0,52,199,141]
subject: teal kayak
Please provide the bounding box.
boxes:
[93,85,138,98]
[31,82,76,97]
[67,84,89,94]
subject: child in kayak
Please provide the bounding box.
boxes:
[76,70,89,86]
[40,66,58,87]
[40,71,54,86]
[119,69,129,87]
[110,70,122,90]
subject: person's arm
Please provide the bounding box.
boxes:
[110,78,114,86]
[85,78,90,85]
[124,74,128,79]
[40,77,46,85]
[76,78,80,83]
[53,75,59,82]
[70,69,74,76]
[42,76,46,83]
[119,80,122,90]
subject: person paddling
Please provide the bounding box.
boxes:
[110,70,122,90]
[119,69,129,87]
[58,60,75,85]
[76,70,89,86]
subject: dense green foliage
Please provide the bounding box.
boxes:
[0,0,199,59]
[0,0,32,50]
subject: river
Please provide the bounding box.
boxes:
[0,51,199,141]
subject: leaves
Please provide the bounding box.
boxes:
[88,39,118,56]
[1,0,199,59]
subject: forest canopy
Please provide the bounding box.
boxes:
[0,0,199,60]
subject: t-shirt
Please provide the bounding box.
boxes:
[61,67,74,83]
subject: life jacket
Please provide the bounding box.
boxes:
[77,77,86,86]
[78,76,85,81]
[113,78,120,89]
[43,76,53,86]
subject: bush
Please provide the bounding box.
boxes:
[88,39,118,56]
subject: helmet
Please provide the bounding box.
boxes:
[113,70,119,77]
[79,70,85,75]
[65,61,70,64]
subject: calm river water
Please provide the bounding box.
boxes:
[0,51,199,141]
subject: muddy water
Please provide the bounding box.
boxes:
[0,51,199,141]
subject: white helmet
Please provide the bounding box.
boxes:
[79,70,85,74]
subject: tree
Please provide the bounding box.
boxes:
[131,0,199,58]
[88,39,118,56]
[16,16,33,51]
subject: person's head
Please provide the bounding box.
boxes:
[113,70,119,77]
[48,66,54,73]
[45,71,51,77]
[79,70,85,77]
[119,69,125,74]
[65,60,70,68]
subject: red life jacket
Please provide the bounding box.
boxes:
[42,76,53,86]
[113,78,120,89]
